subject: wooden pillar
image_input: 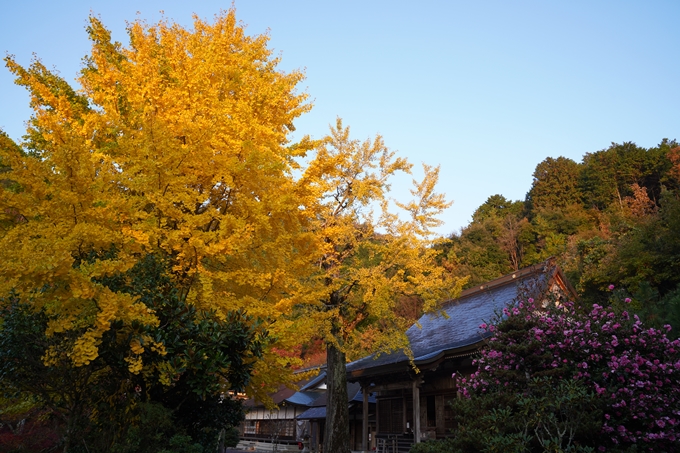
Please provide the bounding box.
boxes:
[435,394,445,434]
[362,383,369,452]
[413,379,421,444]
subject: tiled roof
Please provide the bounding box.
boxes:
[285,391,324,406]
[296,406,327,420]
[347,260,568,378]
[244,384,297,407]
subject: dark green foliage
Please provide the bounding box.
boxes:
[410,379,603,453]
[411,379,602,453]
[0,254,265,452]
[580,141,672,210]
[108,402,203,453]
[527,156,582,211]
[97,254,265,450]
[0,297,108,452]
[447,195,530,287]
[576,189,680,335]
[447,220,514,285]
[471,194,525,222]
[220,426,241,449]
[409,438,458,453]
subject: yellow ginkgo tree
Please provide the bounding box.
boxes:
[298,119,465,453]
[0,9,317,447]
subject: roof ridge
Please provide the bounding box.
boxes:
[450,258,555,303]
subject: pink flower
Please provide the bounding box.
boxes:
[456,291,680,448]
[624,298,631,303]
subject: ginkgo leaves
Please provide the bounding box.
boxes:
[299,118,464,355]
[1,9,313,371]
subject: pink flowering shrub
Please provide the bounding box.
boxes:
[453,297,680,452]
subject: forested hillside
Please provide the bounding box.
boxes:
[444,139,680,334]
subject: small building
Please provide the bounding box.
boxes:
[346,259,576,452]
[237,370,375,452]
[237,372,326,452]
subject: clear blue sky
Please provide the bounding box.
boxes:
[1,1,678,235]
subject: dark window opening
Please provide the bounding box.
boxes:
[426,395,436,428]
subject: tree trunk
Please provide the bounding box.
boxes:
[324,342,350,453]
